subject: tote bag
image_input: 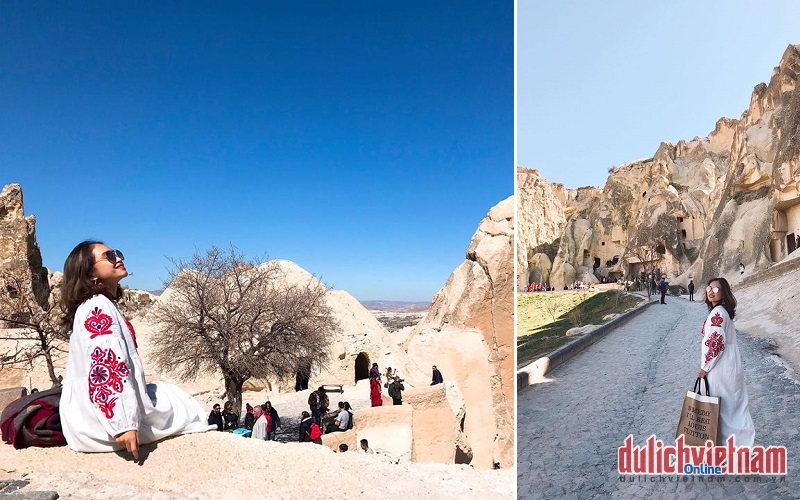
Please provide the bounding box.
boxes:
[675,377,721,446]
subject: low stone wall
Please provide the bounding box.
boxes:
[741,254,800,288]
[320,384,469,465]
[517,298,657,389]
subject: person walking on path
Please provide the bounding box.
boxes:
[698,278,755,446]
[659,277,669,304]
[688,279,695,301]
[388,376,404,405]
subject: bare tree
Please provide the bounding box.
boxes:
[150,246,338,417]
[0,270,66,387]
[543,296,561,324]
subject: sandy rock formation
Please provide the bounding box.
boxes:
[516,168,567,289]
[144,260,416,397]
[404,196,514,468]
[518,44,800,291]
[321,383,471,464]
[0,184,50,312]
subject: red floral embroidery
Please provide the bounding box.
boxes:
[124,318,138,349]
[710,312,724,328]
[88,346,130,418]
[84,307,114,339]
[704,332,725,363]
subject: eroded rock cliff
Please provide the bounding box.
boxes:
[0,184,50,313]
[519,44,800,291]
[405,196,514,468]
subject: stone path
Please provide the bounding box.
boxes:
[0,478,57,499]
[517,297,800,499]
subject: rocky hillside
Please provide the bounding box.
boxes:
[518,44,800,292]
[405,196,514,469]
[1,183,514,471]
[515,168,568,290]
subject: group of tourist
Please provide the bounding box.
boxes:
[368,363,399,406]
[338,439,374,453]
[208,400,282,440]
[527,282,550,292]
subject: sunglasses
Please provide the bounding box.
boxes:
[98,249,125,264]
[706,286,720,294]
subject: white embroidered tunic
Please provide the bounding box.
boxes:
[700,305,755,447]
[60,294,214,452]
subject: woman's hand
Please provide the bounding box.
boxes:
[115,430,139,461]
[697,369,707,378]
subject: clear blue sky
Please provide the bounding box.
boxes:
[1,1,512,302]
[518,0,800,188]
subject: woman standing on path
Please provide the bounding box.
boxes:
[59,241,214,461]
[697,277,755,446]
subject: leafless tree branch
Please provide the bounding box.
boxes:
[150,246,337,416]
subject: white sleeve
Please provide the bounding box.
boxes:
[79,301,142,437]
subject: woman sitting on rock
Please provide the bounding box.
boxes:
[58,241,215,461]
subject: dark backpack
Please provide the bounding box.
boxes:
[308,391,320,410]
[346,410,353,430]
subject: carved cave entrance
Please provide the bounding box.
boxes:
[354,352,370,383]
[769,203,800,262]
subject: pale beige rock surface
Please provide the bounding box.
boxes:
[405,196,514,468]
[0,431,513,499]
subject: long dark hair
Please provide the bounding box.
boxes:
[704,277,736,319]
[60,240,122,329]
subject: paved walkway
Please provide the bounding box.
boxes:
[517,297,800,499]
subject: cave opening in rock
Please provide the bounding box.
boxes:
[354,352,370,383]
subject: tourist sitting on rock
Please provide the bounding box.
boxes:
[299,411,321,444]
[388,376,405,405]
[263,401,281,440]
[431,365,444,385]
[243,403,255,430]
[251,405,268,440]
[326,402,350,433]
[343,402,354,430]
[222,401,239,431]
[58,241,214,461]
[360,439,374,454]
[208,403,224,431]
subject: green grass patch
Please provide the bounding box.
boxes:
[517,290,644,368]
